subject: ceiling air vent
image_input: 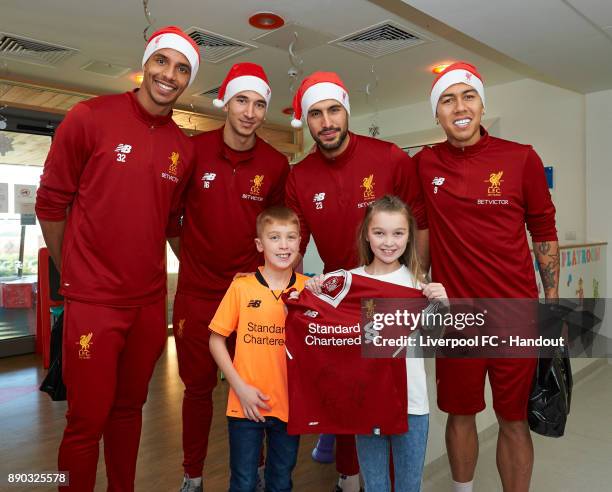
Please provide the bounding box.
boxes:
[330,21,428,59]
[81,60,130,78]
[0,32,78,67]
[186,27,255,64]
[194,86,221,100]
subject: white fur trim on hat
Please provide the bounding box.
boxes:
[430,70,485,117]
[291,118,303,129]
[142,33,200,86]
[212,75,272,109]
[301,82,350,123]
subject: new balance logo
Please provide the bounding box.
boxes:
[432,176,445,194]
[114,143,133,163]
[313,192,326,210]
[114,144,132,154]
[202,172,216,189]
[303,310,319,318]
[247,299,262,308]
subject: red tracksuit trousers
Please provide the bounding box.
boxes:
[172,293,223,478]
[336,435,360,476]
[58,298,166,491]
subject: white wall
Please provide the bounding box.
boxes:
[585,89,612,360]
[586,89,612,297]
[350,78,587,244]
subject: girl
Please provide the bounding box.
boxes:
[307,194,447,492]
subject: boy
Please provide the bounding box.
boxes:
[167,62,288,492]
[209,206,307,492]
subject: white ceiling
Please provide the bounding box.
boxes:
[1,0,611,125]
[402,0,612,94]
[0,0,526,124]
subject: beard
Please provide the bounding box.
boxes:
[313,126,349,152]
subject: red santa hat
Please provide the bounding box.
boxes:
[290,72,350,129]
[213,63,272,109]
[430,62,485,117]
[142,26,200,86]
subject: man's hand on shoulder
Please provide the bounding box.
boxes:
[233,272,254,280]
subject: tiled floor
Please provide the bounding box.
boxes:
[423,362,612,491]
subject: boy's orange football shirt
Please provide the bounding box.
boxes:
[209,269,306,422]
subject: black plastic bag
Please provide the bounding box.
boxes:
[39,312,67,401]
[528,303,573,437]
[527,304,574,437]
[528,345,572,437]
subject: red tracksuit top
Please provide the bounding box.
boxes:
[415,128,557,299]
[168,127,289,299]
[284,270,426,435]
[286,132,427,273]
[35,91,194,306]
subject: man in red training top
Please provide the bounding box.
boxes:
[166,62,289,492]
[35,26,199,491]
[285,71,428,492]
[416,62,559,492]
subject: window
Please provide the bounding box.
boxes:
[0,130,50,345]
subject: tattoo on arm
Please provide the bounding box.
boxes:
[534,241,560,298]
[537,242,550,256]
[539,260,557,290]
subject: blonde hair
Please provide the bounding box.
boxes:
[256,206,300,237]
[356,195,424,282]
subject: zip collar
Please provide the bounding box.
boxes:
[443,126,490,158]
[317,131,357,167]
[216,126,258,165]
[127,90,174,127]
